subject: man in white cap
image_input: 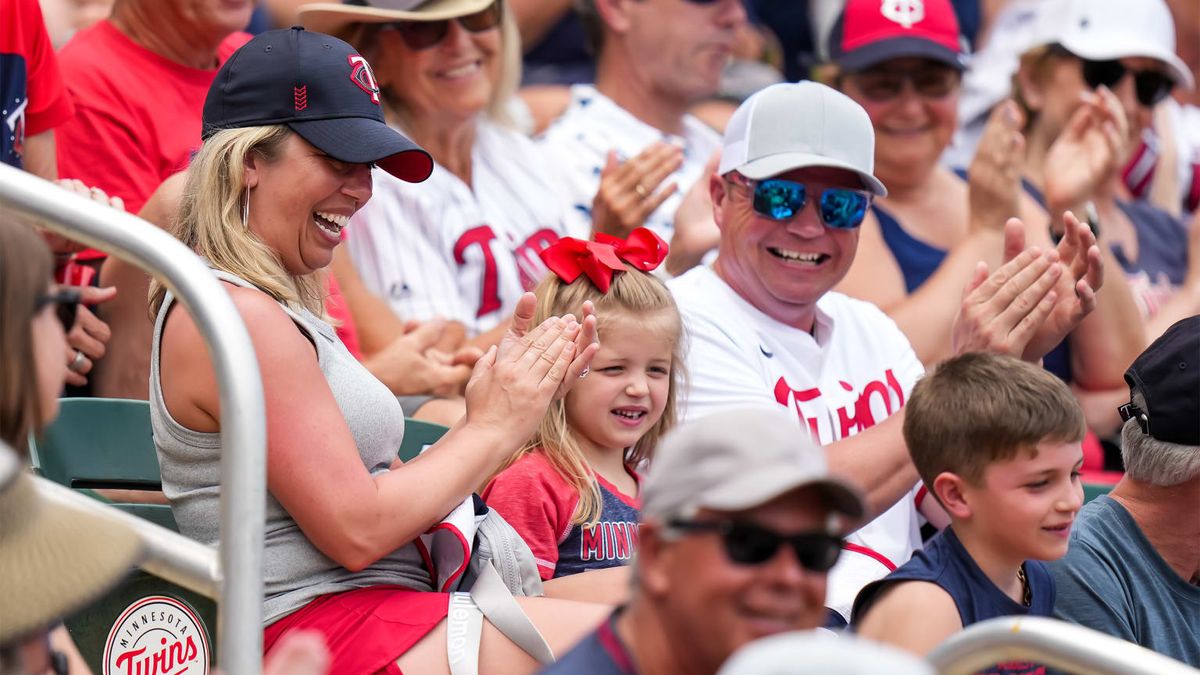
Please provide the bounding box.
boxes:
[544,407,867,675]
[668,80,1105,626]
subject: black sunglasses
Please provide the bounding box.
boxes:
[384,1,503,51]
[669,519,844,572]
[35,287,81,332]
[1081,59,1174,107]
[1051,45,1175,107]
[843,64,962,103]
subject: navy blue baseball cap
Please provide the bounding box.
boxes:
[202,26,433,183]
[1123,316,1199,446]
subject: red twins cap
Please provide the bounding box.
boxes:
[202,26,433,183]
[829,0,966,72]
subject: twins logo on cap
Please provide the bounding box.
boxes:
[881,0,925,29]
[347,55,381,105]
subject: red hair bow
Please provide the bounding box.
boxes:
[539,227,669,293]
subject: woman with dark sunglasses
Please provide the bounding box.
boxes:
[1012,0,1200,438]
[825,0,1142,406]
[298,0,648,355]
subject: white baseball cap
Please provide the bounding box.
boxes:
[1030,0,1193,90]
[641,407,866,523]
[718,81,887,197]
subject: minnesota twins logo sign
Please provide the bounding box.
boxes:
[347,55,381,105]
[881,0,924,28]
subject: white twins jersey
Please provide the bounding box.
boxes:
[669,266,927,622]
[538,84,722,242]
[347,119,570,335]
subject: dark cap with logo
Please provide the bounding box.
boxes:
[1123,315,1199,446]
[201,26,432,183]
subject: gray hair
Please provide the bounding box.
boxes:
[1120,390,1200,487]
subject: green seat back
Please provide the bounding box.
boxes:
[1082,481,1115,504]
[30,397,161,491]
[398,418,450,462]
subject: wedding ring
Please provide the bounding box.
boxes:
[69,349,86,373]
[634,183,648,199]
[579,367,590,379]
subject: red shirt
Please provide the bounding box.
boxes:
[55,21,250,257]
[1,0,74,169]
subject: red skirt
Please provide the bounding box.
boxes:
[263,586,450,674]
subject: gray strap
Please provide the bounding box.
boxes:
[447,593,484,675]
[470,564,556,665]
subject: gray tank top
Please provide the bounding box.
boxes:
[150,270,434,625]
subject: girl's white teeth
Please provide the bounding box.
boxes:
[613,410,644,419]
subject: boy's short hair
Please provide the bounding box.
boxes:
[903,352,1085,487]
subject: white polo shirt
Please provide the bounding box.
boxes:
[346,119,571,335]
[538,84,722,242]
[669,265,927,623]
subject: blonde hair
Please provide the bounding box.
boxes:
[498,267,685,526]
[149,125,326,318]
[336,2,523,131]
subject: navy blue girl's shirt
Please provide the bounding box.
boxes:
[852,527,1055,675]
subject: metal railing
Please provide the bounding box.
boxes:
[928,616,1200,675]
[0,165,267,675]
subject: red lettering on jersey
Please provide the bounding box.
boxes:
[514,228,560,290]
[454,225,502,318]
[581,525,604,561]
[613,523,630,559]
[774,378,823,438]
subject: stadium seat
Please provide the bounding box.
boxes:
[398,418,451,462]
[29,397,176,530]
[29,399,213,669]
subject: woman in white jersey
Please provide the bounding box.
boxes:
[299,0,675,345]
[152,28,612,674]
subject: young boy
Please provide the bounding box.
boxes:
[852,352,1086,671]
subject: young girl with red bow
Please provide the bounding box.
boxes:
[482,228,684,580]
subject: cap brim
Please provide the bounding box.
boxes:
[0,477,143,641]
[836,37,967,73]
[1060,38,1195,91]
[299,0,496,36]
[290,116,433,183]
[737,152,887,196]
[703,468,867,521]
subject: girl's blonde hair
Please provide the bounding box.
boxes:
[149,125,327,318]
[498,266,686,526]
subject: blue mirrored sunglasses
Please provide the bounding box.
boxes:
[729,175,871,230]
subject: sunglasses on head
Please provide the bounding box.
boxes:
[383,0,503,51]
[669,519,844,571]
[726,173,870,230]
[35,287,81,333]
[843,63,961,102]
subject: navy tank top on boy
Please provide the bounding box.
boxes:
[852,527,1055,675]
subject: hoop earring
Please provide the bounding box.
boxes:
[241,188,250,230]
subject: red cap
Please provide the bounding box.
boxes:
[829,0,965,72]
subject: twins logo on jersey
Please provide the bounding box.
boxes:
[1,55,30,168]
[453,225,560,318]
[774,369,906,441]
